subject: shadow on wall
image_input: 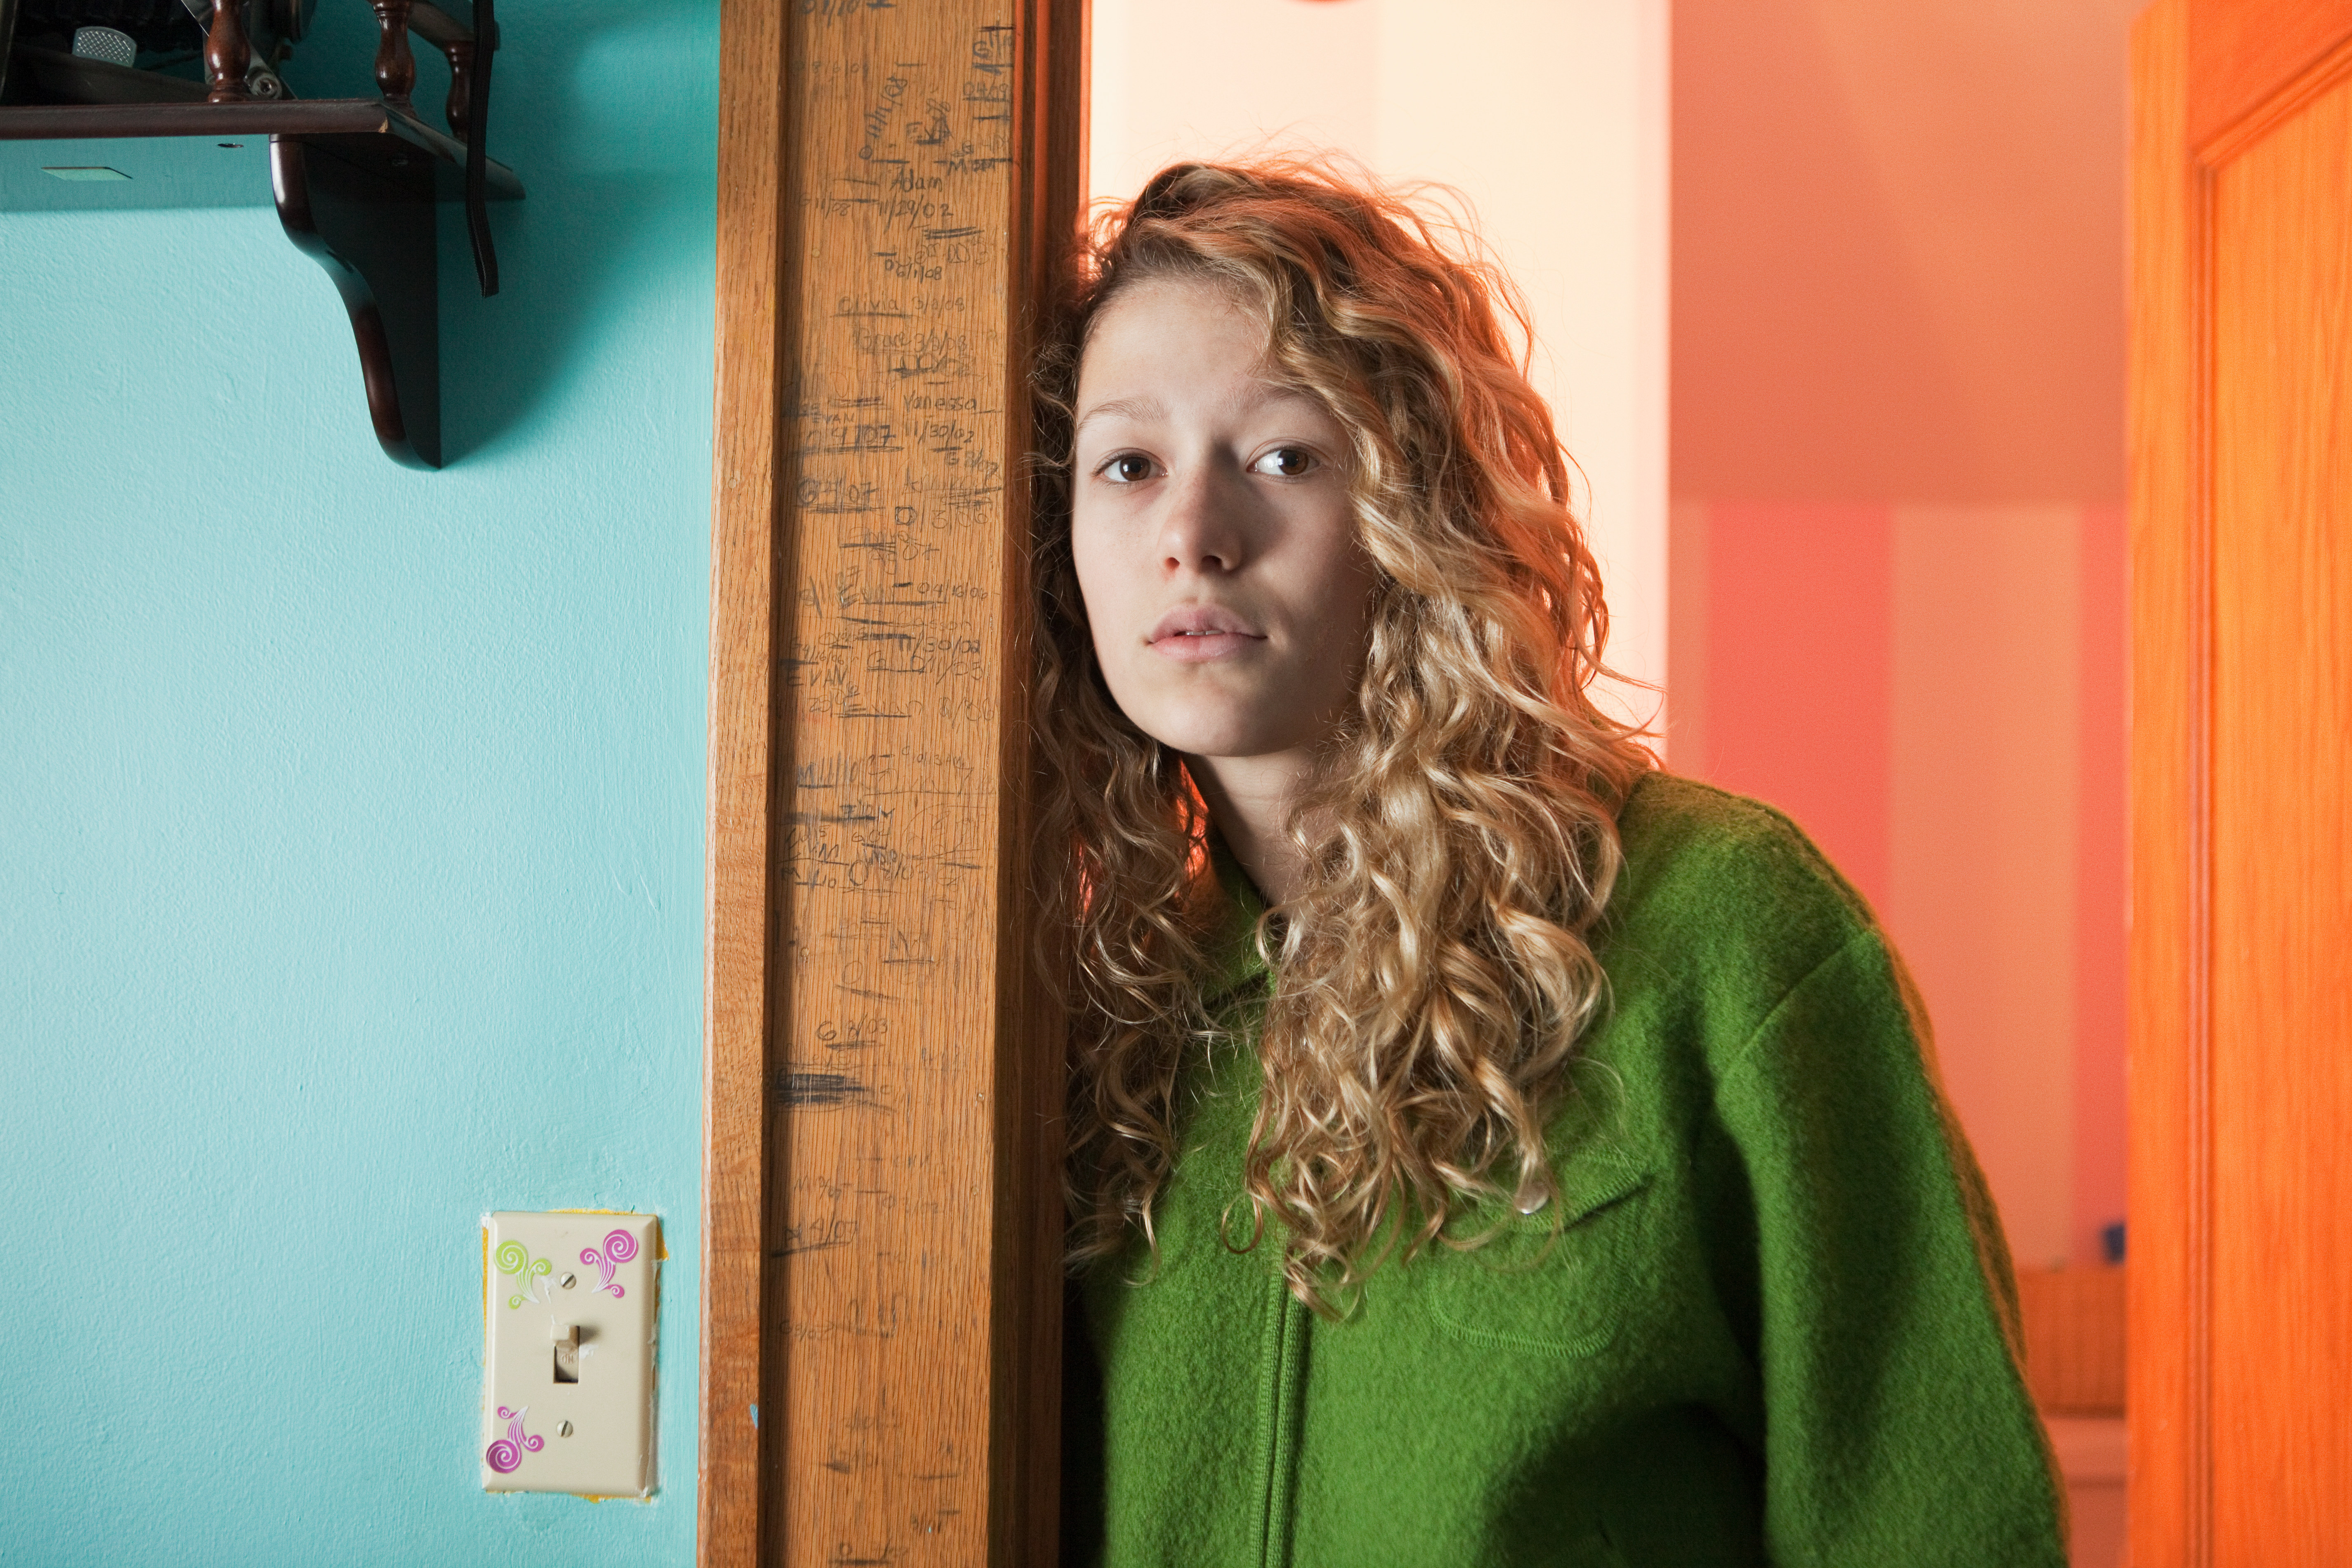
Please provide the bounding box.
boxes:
[279,0,713,463]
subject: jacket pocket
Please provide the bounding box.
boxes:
[1426,1157,1655,1359]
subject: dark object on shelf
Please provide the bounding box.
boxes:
[2,0,312,102]
[0,3,517,469]
[14,41,203,101]
[14,0,201,63]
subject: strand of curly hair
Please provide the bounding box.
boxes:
[1032,158,1655,1312]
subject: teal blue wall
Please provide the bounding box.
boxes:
[0,6,716,1562]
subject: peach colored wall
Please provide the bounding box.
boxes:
[1672,0,2136,504]
[1088,0,1671,718]
[1888,506,2084,1271]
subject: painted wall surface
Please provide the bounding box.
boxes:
[1670,0,2135,1270]
[0,5,716,1563]
[1672,0,2138,503]
[1089,0,1671,725]
[1887,506,2087,1272]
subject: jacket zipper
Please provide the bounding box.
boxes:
[1253,1270,1306,1568]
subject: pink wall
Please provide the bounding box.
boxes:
[1691,504,1893,909]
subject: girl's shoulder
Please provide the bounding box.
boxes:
[1596,771,1894,1054]
[1613,770,1877,933]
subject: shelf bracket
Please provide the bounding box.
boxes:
[272,134,442,469]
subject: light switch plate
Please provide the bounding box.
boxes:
[481,1211,659,1497]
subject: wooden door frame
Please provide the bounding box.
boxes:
[698,2,1086,1562]
[698,0,789,1557]
[2128,8,2208,1555]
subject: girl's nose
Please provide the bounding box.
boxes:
[1155,464,1247,574]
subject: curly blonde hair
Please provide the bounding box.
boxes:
[1032,159,1654,1309]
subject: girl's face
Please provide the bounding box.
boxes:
[1069,277,1377,770]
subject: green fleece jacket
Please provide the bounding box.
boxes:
[1061,773,2067,1567]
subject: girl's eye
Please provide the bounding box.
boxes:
[1100,453,1157,484]
[1252,446,1318,478]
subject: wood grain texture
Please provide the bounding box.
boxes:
[2128,4,2205,1563]
[2207,60,2352,1565]
[2187,0,2352,149]
[701,0,790,1561]
[2135,3,2352,1562]
[2014,1266,2127,1416]
[762,2,1082,1563]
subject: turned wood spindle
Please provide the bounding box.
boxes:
[370,0,418,107]
[442,40,474,139]
[203,0,251,104]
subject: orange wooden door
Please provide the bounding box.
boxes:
[2132,3,2352,1564]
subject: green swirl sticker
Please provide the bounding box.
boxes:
[496,1238,551,1308]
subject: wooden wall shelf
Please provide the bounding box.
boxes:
[1,92,521,468]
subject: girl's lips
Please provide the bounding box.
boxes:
[1149,631,1259,663]
[1146,605,1264,663]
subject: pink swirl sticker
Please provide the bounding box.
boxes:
[486,1405,543,1473]
[581,1228,639,1298]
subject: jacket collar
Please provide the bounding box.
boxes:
[1202,832,1272,1011]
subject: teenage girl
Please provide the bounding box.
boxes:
[1033,160,2066,1568]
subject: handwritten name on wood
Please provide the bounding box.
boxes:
[776,7,1024,1563]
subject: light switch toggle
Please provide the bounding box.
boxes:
[553,1322,581,1384]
